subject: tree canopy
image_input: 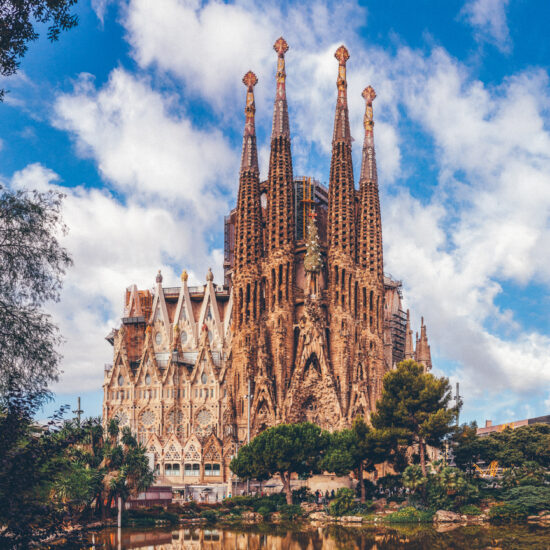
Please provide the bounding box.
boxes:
[321,417,396,502]
[372,360,455,476]
[230,422,329,504]
[0,186,72,399]
[0,412,154,545]
[1,0,79,101]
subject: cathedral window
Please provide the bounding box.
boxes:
[145,374,151,386]
[204,463,221,477]
[210,389,214,398]
[118,375,124,386]
[201,373,207,384]
[184,463,200,476]
[180,332,187,345]
[165,463,180,476]
[155,332,162,345]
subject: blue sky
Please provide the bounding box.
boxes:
[2,0,549,426]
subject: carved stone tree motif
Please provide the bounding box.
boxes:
[284,310,343,430]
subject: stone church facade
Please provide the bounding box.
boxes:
[103,39,432,491]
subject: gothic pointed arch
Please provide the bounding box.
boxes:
[284,302,344,429]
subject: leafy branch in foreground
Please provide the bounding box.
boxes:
[0,1,79,101]
[0,185,72,398]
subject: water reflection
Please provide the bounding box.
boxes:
[90,524,550,550]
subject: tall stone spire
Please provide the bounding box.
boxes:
[265,38,295,418]
[240,71,259,173]
[404,309,414,360]
[327,45,356,261]
[357,85,383,281]
[235,71,262,272]
[415,317,432,371]
[267,37,294,252]
[271,37,290,138]
[232,72,263,443]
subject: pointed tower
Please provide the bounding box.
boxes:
[327,45,356,264]
[232,71,263,442]
[327,45,358,417]
[234,71,262,275]
[404,309,414,360]
[357,86,383,281]
[415,317,432,371]
[355,85,387,411]
[264,38,295,416]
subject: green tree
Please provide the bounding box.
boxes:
[0,1,79,101]
[0,186,72,397]
[0,392,73,545]
[321,417,395,502]
[53,418,154,527]
[66,418,154,520]
[453,422,486,476]
[402,464,427,496]
[481,424,550,470]
[372,360,455,476]
[230,422,329,504]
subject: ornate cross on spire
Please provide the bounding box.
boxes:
[335,45,350,106]
[273,37,288,102]
[362,85,376,132]
[240,71,259,171]
[243,71,258,137]
[360,85,377,183]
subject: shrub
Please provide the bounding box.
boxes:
[502,486,550,514]
[200,509,218,523]
[256,505,272,519]
[460,504,482,516]
[329,488,355,517]
[352,501,375,516]
[292,486,314,503]
[279,504,303,521]
[489,503,528,524]
[385,506,434,523]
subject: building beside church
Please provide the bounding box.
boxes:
[103,39,432,492]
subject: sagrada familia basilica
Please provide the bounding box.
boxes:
[103,39,432,492]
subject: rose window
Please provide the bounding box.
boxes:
[115,410,128,426]
[141,410,155,426]
[197,409,212,426]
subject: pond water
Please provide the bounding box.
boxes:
[86,524,550,550]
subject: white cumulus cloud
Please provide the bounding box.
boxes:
[460,0,512,53]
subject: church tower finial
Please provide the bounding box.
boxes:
[240,71,259,172]
[357,85,383,280]
[333,45,351,143]
[272,37,290,137]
